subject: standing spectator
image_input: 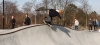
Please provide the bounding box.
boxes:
[96,19,99,30]
[88,18,93,31]
[23,14,31,25]
[93,19,96,31]
[74,18,79,30]
[11,16,16,29]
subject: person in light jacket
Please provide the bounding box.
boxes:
[74,18,79,30]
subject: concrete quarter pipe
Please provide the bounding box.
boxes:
[0,24,100,45]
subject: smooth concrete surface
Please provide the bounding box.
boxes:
[0,24,100,45]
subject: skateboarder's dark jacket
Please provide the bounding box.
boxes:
[49,9,62,19]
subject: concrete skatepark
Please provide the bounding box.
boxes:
[0,24,100,45]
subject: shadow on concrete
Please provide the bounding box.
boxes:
[51,25,71,37]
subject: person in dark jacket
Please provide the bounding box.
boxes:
[43,9,61,24]
[11,16,16,29]
[23,14,31,25]
[88,18,93,31]
[93,19,96,31]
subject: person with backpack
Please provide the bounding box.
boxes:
[93,19,96,31]
[96,19,99,30]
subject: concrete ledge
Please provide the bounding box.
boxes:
[0,24,43,35]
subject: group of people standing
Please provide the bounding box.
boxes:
[88,18,99,31]
[11,14,30,29]
[73,18,100,31]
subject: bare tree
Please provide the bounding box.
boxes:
[31,0,43,24]
[22,1,33,14]
[0,0,18,26]
[78,0,91,13]
[79,0,91,29]
[0,6,2,15]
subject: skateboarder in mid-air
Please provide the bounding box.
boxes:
[43,9,62,25]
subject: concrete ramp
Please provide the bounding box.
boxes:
[0,24,100,45]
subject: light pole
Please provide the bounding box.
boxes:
[3,0,4,29]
